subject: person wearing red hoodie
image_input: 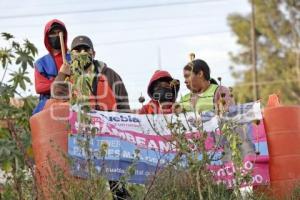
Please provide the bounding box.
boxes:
[139,70,180,114]
[32,19,70,114]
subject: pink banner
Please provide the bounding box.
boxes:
[69,108,269,186]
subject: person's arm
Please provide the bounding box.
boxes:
[105,68,131,112]
[54,63,70,82]
[114,76,131,113]
[51,63,71,100]
[34,67,54,94]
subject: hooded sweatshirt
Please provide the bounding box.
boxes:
[139,70,179,114]
[33,19,69,114]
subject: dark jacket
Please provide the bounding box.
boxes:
[51,59,130,112]
[90,60,130,112]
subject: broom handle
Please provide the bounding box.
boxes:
[59,32,67,64]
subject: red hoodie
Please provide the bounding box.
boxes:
[139,70,179,114]
[34,19,68,94]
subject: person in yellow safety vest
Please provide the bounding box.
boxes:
[181,59,255,162]
[180,59,234,113]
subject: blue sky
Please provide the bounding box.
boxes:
[0,0,250,108]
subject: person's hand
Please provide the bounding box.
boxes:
[59,63,70,75]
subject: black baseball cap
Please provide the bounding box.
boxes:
[71,35,94,51]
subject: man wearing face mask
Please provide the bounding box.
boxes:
[54,35,130,113]
[139,70,180,114]
[53,35,131,200]
[33,19,70,114]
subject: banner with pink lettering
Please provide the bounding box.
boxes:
[68,102,269,186]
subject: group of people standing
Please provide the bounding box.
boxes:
[32,18,235,200]
[33,19,234,116]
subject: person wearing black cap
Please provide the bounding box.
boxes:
[54,36,131,199]
[55,35,130,113]
[32,19,70,114]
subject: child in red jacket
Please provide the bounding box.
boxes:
[139,70,180,114]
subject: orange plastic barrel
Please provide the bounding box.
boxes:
[264,105,300,199]
[29,99,70,197]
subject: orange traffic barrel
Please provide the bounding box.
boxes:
[29,99,70,197]
[264,105,300,199]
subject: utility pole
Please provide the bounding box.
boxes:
[251,0,259,100]
[157,46,162,70]
[296,46,300,80]
[292,10,300,80]
[288,5,300,83]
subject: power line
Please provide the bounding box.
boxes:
[0,0,110,10]
[96,19,219,33]
[0,0,231,20]
[157,46,162,70]
[12,27,229,46]
[95,30,230,45]
[250,0,259,100]
[2,13,221,29]
[1,14,222,32]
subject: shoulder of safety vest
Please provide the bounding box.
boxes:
[180,93,192,102]
[206,84,219,95]
[210,83,219,90]
[211,84,219,96]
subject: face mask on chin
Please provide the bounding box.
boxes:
[152,88,175,103]
[48,36,61,50]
